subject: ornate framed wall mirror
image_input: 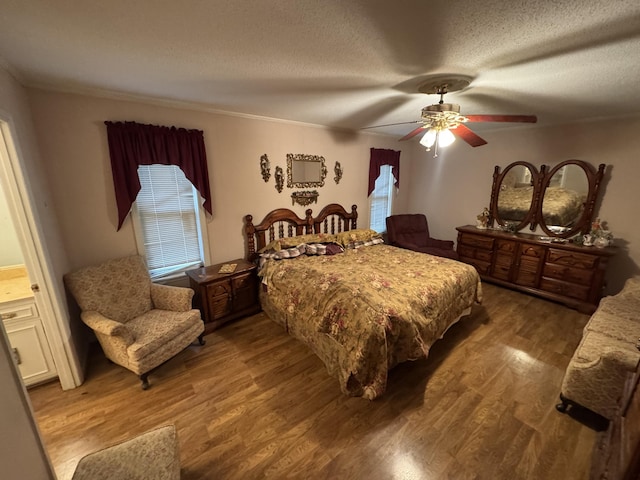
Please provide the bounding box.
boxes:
[489,159,605,238]
[286,154,327,188]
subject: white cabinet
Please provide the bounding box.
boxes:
[1,298,56,386]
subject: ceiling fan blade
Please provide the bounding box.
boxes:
[465,114,537,123]
[361,120,420,130]
[398,125,427,141]
[453,124,488,147]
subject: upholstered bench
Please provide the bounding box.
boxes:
[557,277,640,420]
[71,425,180,480]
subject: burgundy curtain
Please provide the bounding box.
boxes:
[368,148,400,196]
[104,121,212,230]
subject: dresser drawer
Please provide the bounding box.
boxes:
[496,240,516,253]
[458,245,493,262]
[494,252,514,266]
[521,244,545,259]
[547,249,598,269]
[232,272,256,291]
[460,233,495,250]
[540,277,590,301]
[0,299,38,322]
[543,263,594,285]
[206,280,232,298]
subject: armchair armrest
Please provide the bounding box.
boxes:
[393,239,422,251]
[424,238,455,250]
[151,283,194,312]
[81,311,134,345]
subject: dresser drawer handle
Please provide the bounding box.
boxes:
[1,312,17,320]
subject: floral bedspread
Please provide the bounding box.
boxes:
[258,244,482,399]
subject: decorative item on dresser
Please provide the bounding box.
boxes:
[186,258,260,333]
[456,225,615,313]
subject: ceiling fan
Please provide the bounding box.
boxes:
[366,76,537,156]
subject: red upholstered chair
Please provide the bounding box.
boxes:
[386,214,459,260]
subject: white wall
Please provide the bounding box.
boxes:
[27,89,412,270]
[406,118,640,293]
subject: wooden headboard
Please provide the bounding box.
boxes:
[244,203,358,260]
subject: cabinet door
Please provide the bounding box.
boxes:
[206,280,232,320]
[232,273,257,311]
[4,316,57,386]
[515,244,544,287]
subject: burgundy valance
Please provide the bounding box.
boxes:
[368,148,400,196]
[104,121,212,230]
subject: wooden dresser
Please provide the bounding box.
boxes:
[456,225,616,313]
[186,259,261,333]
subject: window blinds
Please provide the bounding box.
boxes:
[369,164,394,233]
[136,165,204,278]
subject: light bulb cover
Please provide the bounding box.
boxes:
[419,128,437,148]
[438,128,456,147]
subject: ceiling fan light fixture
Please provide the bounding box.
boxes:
[438,128,456,147]
[420,128,437,149]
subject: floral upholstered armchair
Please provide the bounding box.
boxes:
[386,214,459,260]
[64,255,205,389]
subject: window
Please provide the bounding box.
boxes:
[369,164,395,233]
[133,164,208,279]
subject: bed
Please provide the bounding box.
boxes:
[244,203,482,400]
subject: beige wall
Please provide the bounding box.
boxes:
[0,68,57,480]
[406,118,640,293]
[27,89,412,270]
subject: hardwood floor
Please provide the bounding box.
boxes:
[29,284,598,479]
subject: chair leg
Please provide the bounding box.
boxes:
[198,333,206,345]
[140,373,150,390]
[556,393,569,413]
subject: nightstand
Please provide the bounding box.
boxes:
[186,259,260,333]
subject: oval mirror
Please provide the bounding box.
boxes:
[540,164,588,234]
[492,162,538,231]
[538,159,605,238]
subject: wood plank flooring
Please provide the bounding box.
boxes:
[29,284,598,479]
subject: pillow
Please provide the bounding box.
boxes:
[336,229,382,247]
[259,244,306,261]
[346,237,385,249]
[278,233,338,248]
[258,232,341,253]
[305,242,345,256]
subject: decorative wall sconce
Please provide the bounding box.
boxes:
[334,161,343,184]
[274,166,284,193]
[260,154,270,182]
[291,190,319,206]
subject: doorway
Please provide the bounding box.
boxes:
[0,118,82,390]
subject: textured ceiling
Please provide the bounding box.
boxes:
[1,0,640,138]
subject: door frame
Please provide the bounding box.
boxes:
[0,115,81,390]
